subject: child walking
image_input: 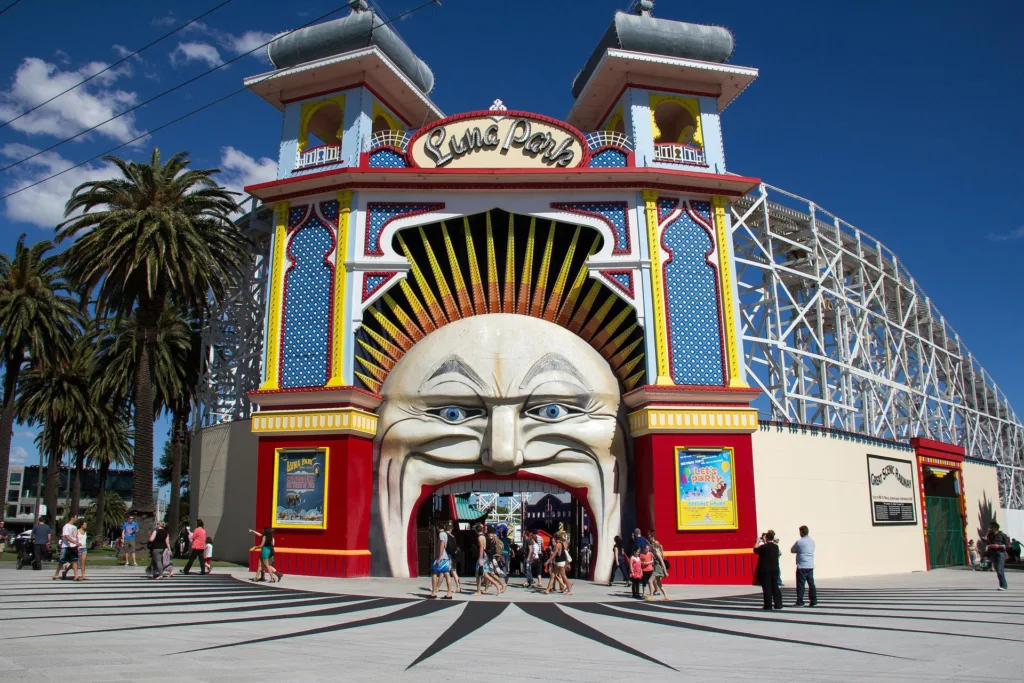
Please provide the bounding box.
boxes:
[204,537,213,574]
[629,547,643,599]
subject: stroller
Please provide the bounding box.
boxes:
[15,537,52,570]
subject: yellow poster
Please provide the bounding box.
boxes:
[675,447,738,530]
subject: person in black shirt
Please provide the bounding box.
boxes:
[985,521,1010,590]
[754,530,783,610]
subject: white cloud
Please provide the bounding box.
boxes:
[11,446,29,465]
[988,226,1024,242]
[0,57,144,144]
[219,146,276,209]
[0,143,118,228]
[13,430,37,439]
[53,49,71,66]
[152,12,176,27]
[169,41,223,69]
[112,44,133,59]
[178,21,274,62]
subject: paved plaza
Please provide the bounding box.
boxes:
[0,565,1021,682]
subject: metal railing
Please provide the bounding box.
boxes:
[365,129,411,153]
[295,144,341,170]
[584,131,634,152]
[653,143,705,165]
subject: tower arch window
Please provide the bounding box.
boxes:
[648,94,705,165]
[298,95,346,152]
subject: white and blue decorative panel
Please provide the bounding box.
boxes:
[588,148,628,168]
[599,269,635,298]
[550,202,631,255]
[361,271,398,302]
[364,202,445,257]
[281,208,336,388]
[368,149,408,168]
[659,197,725,385]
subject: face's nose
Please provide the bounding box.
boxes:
[482,404,523,473]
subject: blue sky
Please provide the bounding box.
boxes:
[0,0,1020,472]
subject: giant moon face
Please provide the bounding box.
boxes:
[373,314,625,581]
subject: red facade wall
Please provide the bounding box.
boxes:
[254,434,374,553]
[633,432,758,584]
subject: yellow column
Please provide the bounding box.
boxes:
[260,201,290,391]
[326,190,353,387]
[711,196,747,388]
[642,190,673,386]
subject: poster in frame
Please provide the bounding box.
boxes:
[866,454,918,526]
[674,447,738,531]
[272,447,328,529]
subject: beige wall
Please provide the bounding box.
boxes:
[192,419,257,565]
[962,459,1000,543]
[752,429,927,579]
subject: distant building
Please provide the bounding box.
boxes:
[5,465,133,528]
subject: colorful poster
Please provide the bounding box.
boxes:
[867,455,917,525]
[675,448,738,530]
[273,449,328,529]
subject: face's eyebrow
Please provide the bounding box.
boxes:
[420,354,487,392]
[519,353,591,391]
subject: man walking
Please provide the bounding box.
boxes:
[522,530,538,588]
[31,516,51,570]
[631,528,649,555]
[183,519,208,575]
[985,521,1010,590]
[791,525,817,606]
[121,513,139,567]
[54,514,80,581]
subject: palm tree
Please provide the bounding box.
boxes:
[18,357,92,527]
[93,305,196,536]
[56,149,248,535]
[85,411,132,543]
[0,235,80,515]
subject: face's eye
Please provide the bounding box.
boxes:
[525,403,580,422]
[427,406,483,424]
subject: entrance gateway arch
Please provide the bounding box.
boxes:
[193,3,1014,584]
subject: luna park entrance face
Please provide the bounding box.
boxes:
[414,476,595,581]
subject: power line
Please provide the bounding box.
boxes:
[0,0,237,131]
[0,0,23,18]
[0,0,442,203]
[0,1,358,174]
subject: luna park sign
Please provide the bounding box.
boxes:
[408,111,587,170]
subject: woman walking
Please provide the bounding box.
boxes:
[250,528,284,583]
[148,521,170,580]
[542,533,572,595]
[648,530,669,601]
[608,535,629,587]
[77,522,89,580]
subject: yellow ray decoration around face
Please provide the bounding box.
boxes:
[356,210,646,394]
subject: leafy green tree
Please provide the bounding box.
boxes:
[57,150,248,536]
[83,490,128,544]
[0,235,81,516]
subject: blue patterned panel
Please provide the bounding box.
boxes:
[288,205,309,228]
[369,149,408,168]
[657,198,679,223]
[589,149,628,168]
[365,203,444,256]
[280,216,335,388]
[689,200,711,224]
[320,199,339,223]
[550,202,631,255]
[662,208,724,385]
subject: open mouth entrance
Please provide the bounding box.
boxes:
[408,474,597,581]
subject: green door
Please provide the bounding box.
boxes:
[925,496,966,568]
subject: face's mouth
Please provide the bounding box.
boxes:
[374,448,621,580]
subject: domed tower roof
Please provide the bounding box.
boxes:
[572,4,735,99]
[267,0,434,94]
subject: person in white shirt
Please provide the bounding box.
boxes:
[77,522,89,580]
[53,514,81,581]
[204,538,213,574]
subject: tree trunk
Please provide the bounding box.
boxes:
[168,409,186,536]
[44,431,61,528]
[96,459,109,544]
[0,350,23,521]
[132,313,157,541]
[71,449,84,518]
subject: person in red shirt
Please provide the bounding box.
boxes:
[183,519,208,575]
[639,547,655,599]
[629,547,643,599]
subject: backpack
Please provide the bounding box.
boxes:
[446,531,462,558]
